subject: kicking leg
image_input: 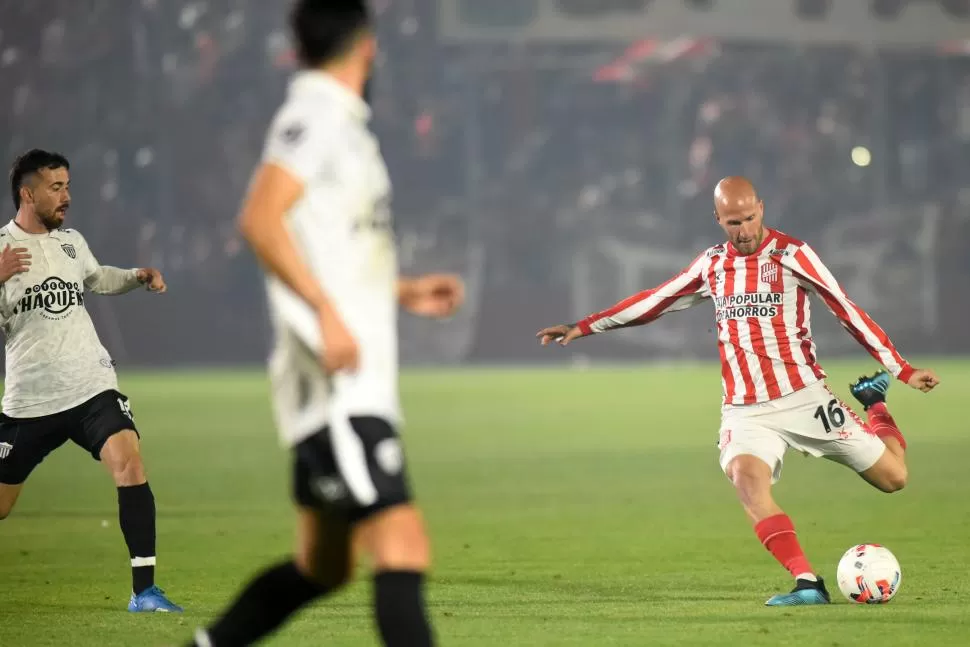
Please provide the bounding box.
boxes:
[356,503,434,647]
[849,371,908,493]
[725,455,830,606]
[191,505,352,647]
[859,450,907,493]
[98,429,181,611]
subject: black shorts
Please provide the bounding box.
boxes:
[0,390,138,485]
[293,416,412,523]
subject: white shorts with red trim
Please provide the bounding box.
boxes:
[717,381,886,484]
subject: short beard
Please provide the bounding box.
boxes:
[38,210,63,231]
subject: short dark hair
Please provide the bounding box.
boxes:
[290,0,371,68]
[10,149,70,210]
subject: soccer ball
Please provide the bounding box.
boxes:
[836,544,902,604]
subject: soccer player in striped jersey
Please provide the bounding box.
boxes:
[537,176,940,606]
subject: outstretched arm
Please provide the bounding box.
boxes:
[782,243,938,390]
[87,266,166,295]
[538,252,709,346]
[76,235,159,295]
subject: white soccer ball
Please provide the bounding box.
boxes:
[836,544,902,604]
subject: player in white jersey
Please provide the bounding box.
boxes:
[0,149,183,612]
[538,176,940,606]
[189,3,462,646]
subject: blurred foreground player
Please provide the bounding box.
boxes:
[0,149,182,612]
[189,2,463,645]
[538,176,939,606]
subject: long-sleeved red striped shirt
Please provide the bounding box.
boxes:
[577,229,915,405]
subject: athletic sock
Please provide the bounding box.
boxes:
[118,483,156,594]
[754,514,814,580]
[197,561,328,646]
[374,570,434,647]
[867,402,906,450]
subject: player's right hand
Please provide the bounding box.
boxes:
[536,324,583,347]
[318,310,359,375]
[0,245,31,283]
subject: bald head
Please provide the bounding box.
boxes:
[713,176,765,256]
[714,176,759,213]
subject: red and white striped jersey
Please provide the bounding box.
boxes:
[577,229,915,405]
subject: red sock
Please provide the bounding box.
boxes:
[754,514,814,579]
[867,402,906,450]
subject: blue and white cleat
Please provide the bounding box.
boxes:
[128,585,184,613]
[850,371,891,411]
[765,578,831,607]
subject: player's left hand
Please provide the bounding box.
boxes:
[906,368,940,393]
[136,268,167,294]
[400,274,464,318]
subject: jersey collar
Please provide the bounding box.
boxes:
[289,70,371,123]
[726,228,775,257]
[5,220,51,240]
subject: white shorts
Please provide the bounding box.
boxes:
[717,381,886,484]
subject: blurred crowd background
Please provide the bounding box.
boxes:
[1,0,967,369]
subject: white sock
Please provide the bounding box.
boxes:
[194,629,213,647]
[795,572,817,582]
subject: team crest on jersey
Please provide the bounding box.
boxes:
[760,263,779,285]
[61,243,76,259]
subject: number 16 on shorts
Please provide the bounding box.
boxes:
[814,398,844,434]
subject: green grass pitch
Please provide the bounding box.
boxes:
[2,359,969,646]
